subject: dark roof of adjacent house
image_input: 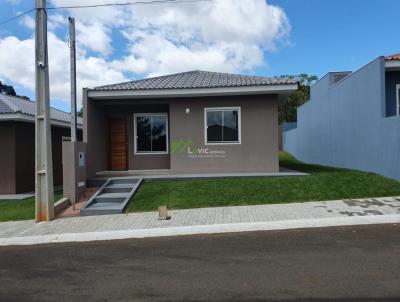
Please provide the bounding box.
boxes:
[91,70,298,92]
[385,53,400,61]
[0,94,82,126]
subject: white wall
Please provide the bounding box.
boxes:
[284,57,400,180]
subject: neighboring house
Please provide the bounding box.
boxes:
[83,70,297,177]
[0,94,82,194]
[284,54,400,180]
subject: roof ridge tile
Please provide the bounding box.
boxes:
[90,70,297,92]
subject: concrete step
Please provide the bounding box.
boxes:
[102,187,132,194]
[81,177,143,216]
[96,193,131,199]
[105,184,136,189]
[109,178,140,185]
[89,202,123,210]
[92,198,125,204]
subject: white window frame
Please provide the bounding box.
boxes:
[134,113,169,155]
[396,84,400,116]
[204,107,241,145]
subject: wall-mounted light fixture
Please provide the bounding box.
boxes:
[185,108,190,114]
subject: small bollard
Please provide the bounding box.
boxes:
[158,205,171,220]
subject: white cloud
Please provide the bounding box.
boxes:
[47,13,66,31]
[47,0,290,74]
[19,15,35,29]
[112,0,290,75]
[0,34,127,108]
[76,20,113,56]
[1,0,290,109]
[0,36,34,90]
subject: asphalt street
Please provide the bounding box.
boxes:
[0,224,399,302]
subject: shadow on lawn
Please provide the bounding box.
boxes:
[280,152,353,174]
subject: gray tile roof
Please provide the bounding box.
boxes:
[91,70,297,92]
[0,94,82,125]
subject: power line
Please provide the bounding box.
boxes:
[0,8,35,26]
[47,0,211,10]
[0,0,210,26]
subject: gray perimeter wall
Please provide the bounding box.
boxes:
[62,141,87,203]
[284,57,400,180]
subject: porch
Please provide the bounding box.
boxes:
[85,93,284,178]
[93,167,307,181]
[85,98,171,177]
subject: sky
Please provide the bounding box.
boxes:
[0,0,399,112]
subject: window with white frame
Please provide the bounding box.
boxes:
[134,114,168,154]
[397,84,400,116]
[205,107,241,144]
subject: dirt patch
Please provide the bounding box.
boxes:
[56,187,98,218]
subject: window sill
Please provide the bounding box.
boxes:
[205,142,241,146]
[383,114,400,120]
[134,152,169,155]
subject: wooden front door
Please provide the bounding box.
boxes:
[109,118,128,171]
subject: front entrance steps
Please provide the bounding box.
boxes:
[80,177,142,216]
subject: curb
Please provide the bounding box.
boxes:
[0,214,399,246]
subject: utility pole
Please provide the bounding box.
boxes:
[69,17,77,142]
[35,0,54,222]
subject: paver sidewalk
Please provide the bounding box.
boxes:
[0,196,399,246]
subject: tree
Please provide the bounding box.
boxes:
[277,74,318,124]
[0,81,29,99]
[0,81,17,96]
[3,85,16,96]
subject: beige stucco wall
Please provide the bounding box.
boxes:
[85,94,279,175]
[125,104,170,171]
[84,96,170,176]
[84,89,107,178]
[0,121,78,194]
[0,122,16,194]
[169,95,279,173]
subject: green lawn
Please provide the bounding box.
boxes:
[126,152,400,212]
[0,191,63,222]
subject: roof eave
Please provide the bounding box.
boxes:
[0,113,83,129]
[87,84,298,100]
[385,60,400,70]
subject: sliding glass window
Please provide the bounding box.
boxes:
[135,114,168,154]
[205,107,240,144]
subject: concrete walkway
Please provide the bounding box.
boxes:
[0,193,34,201]
[95,167,308,179]
[0,196,399,246]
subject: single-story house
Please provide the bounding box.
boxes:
[0,94,82,194]
[284,54,400,180]
[83,70,297,177]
